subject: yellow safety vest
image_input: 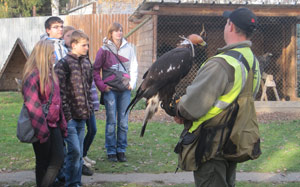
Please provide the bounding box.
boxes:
[189,47,260,133]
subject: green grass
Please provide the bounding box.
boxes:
[1,91,300,175]
[0,92,35,171]
[237,120,300,173]
[87,120,181,173]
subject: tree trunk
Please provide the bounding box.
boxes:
[32,5,36,16]
[51,0,59,16]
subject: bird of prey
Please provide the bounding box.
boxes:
[126,34,207,137]
[257,52,272,73]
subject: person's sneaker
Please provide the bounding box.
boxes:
[117,152,127,162]
[82,164,93,176]
[107,154,118,162]
[84,156,96,165]
[83,158,92,168]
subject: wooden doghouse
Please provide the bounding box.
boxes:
[0,38,28,91]
[130,1,300,101]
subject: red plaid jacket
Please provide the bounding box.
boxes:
[22,69,67,143]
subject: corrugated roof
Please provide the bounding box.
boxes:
[145,0,299,5]
[129,0,300,21]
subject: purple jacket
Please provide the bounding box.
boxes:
[93,38,138,92]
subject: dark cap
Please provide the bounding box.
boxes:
[223,7,257,33]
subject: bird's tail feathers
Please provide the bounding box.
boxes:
[140,94,160,137]
[126,87,144,114]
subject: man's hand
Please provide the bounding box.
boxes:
[174,116,184,124]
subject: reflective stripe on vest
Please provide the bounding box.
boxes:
[252,58,261,98]
[188,47,259,133]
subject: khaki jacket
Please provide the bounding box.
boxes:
[177,41,261,171]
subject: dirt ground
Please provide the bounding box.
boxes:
[1,171,300,185]
[95,109,300,124]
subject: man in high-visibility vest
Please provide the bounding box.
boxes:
[174,7,261,187]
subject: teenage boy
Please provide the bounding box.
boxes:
[55,30,93,187]
[62,26,96,177]
[44,16,68,64]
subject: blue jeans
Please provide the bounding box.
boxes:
[103,90,131,155]
[83,112,97,157]
[65,119,85,187]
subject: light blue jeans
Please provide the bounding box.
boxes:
[103,90,131,155]
[64,119,86,187]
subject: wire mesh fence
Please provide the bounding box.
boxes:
[297,24,300,97]
[156,15,300,101]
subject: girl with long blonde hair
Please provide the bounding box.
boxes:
[22,40,67,187]
[23,40,57,94]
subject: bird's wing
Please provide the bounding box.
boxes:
[142,69,149,79]
[143,48,193,89]
[130,47,193,106]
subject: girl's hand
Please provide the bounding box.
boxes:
[104,86,112,92]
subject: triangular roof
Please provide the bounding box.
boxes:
[0,38,28,80]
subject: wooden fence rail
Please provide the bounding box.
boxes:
[65,14,137,62]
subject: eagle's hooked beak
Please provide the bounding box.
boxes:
[199,24,207,46]
[198,40,207,46]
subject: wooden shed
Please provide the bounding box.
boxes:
[0,38,28,91]
[130,0,300,101]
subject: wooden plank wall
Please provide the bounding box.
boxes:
[283,24,297,100]
[135,16,154,86]
[64,14,137,63]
